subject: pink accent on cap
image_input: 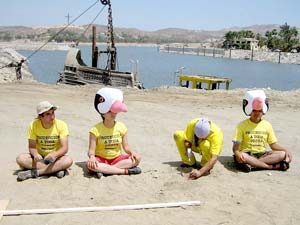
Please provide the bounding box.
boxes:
[252,97,263,110]
[110,100,128,113]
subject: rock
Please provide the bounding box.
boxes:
[0,48,34,83]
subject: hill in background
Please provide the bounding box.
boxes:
[0,24,284,46]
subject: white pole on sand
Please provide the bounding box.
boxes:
[0,200,9,220]
[0,201,200,216]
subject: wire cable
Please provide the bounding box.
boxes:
[25,0,101,61]
[75,4,106,46]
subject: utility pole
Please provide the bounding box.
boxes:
[65,13,72,25]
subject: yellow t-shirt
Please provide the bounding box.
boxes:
[27,119,69,157]
[90,121,127,159]
[184,118,223,165]
[232,118,277,154]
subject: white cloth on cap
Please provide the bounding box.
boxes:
[95,88,127,114]
[243,90,268,116]
[194,118,210,138]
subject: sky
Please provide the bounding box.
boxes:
[1,0,300,31]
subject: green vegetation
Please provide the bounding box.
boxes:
[223,23,300,52]
[265,23,299,51]
[223,30,255,49]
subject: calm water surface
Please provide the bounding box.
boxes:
[19,46,300,90]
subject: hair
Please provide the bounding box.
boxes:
[37,107,55,118]
[194,134,199,147]
[100,114,105,121]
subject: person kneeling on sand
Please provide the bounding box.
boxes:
[232,90,292,172]
[86,88,141,178]
[16,101,73,181]
[174,117,223,180]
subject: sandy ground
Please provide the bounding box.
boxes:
[0,81,300,225]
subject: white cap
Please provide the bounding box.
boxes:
[94,88,127,114]
[243,90,269,116]
[36,101,58,115]
[194,118,210,138]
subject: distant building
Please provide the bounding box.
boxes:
[233,38,259,50]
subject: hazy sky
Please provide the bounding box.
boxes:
[1,0,299,31]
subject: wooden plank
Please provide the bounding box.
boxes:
[0,201,200,216]
[0,200,9,221]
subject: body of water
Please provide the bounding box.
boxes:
[19,46,300,90]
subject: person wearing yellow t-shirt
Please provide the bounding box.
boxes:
[86,88,141,178]
[174,117,223,180]
[232,90,292,172]
[16,101,73,181]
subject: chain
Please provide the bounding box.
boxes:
[100,0,109,5]
[106,0,116,70]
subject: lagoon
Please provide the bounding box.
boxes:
[19,46,300,90]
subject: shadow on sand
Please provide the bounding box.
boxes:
[162,160,199,174]
[217,155,238,172]
[74,161,95,178]
[163,156,242,174]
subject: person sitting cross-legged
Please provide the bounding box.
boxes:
[16,101,73,181]
[232,90,292,172]
[86,88,141,178]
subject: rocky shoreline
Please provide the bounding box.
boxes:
[0,48,33,83]
[0,40,70,51]
[224,49,300,65]
[159,44,300,65]
[1,41,300,65]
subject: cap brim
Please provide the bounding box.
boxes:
[110,100,127,113]
[38,106,58,115]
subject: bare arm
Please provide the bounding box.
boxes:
[86,133,98,170]
[232,142,246,163]
[232,142,241,155]
[122,133,141,166]
[88,133,97,157]
[189,155,218,180]
[28,139,43,162]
